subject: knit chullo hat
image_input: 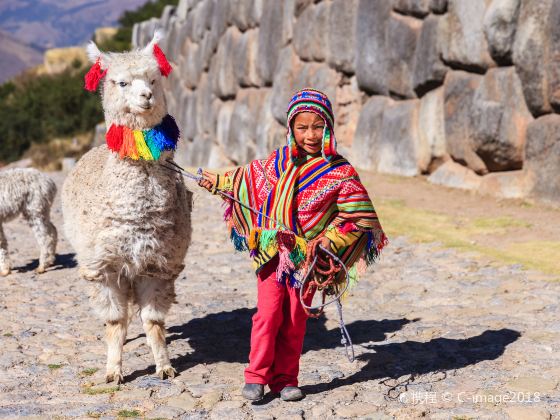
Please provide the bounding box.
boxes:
[286,88,337,162]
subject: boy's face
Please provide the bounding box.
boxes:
[292,112,325,155]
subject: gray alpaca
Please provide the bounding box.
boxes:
[0,168,57,276]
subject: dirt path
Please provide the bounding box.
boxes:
[0,171,558,419]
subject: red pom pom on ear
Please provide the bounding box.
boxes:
[84,59,107,92]
[153,44,172,77]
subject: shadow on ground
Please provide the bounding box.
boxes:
[125,307,411,382]
[301,328,521,396]
[124,308,520,394]
[12,253,77,273]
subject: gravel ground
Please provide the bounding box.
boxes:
[0,171,558,420]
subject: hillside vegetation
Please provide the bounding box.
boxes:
[0,0,178,165]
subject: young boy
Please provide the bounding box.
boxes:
[199,88,386,401]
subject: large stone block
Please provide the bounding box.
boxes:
[547,0,560,112]
[327,0,358,74]
[161,5,176,27]
[512,0,554,116]
[295,62,340,112]
[478,170,535,199]
[270,46,304,125]
[215,100,235,148]
[293,2,328,62]
[182,40,202,89]
[195,72,216,137]
[387,12,422,99]
[335,76,363,149]
[257,0,286,85]
[176,0,189,20]
[182,90,197,141]
[295,0,314,17]
[234,29,262,87]
[443,70,487,174]
[355,0,392,95]
[271,53,340,127]
[428,160,483,190]
[132,18,160,48]
[483,0,520,64]
[412,14,447,97]
[439,0,496,71]
[251,0,264,26]
[255,89,286,159]
[525,114,560,202]
[352,96,391,170]
[210,0,231,41]
[282,0,296,46]
[226,88,263,164]
[199,29,219,72]
[190,134,213,167]
[430,0,448,13]
[470,67,533,171]
[210,27,241,99]
[207,143,233,168]
[393,0,431,17]
[229,0,253,31]
[418,86,447,173]
[192,0,214,42]
[377,99,424,176]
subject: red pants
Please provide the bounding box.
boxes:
[244,257,314,392]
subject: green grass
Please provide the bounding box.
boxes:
[48,364,63,370]
[3,332,13,337]
[87,412,102,419]
[82,385,120,395]
[377,199,560,278]
[471,216,532,232]
[80,367,99,377]
[117,409,141,418]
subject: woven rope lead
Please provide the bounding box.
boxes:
[161,160,355,362]
[299,245,355,362]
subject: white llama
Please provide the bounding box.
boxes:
[61,32,192,383]
[0,168,57,276]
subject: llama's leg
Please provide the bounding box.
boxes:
[135,276,176,379]
[26,212,57,274]
[90,278,130,383]
[0,224,10,276]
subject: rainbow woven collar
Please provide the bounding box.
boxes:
[105,114,180,161]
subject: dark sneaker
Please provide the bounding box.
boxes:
[242,383,264,401]
[280,386,304,401]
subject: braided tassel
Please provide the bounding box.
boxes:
[84,59,107,92]
[153,44,172,77]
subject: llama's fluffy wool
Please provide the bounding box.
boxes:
[61,31,192,383]
[0,168,57,276]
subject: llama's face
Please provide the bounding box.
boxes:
[87,32,171,130]
[101,53,167,129]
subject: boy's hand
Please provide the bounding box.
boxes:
[306,236,332,267]
[198,170,217,193]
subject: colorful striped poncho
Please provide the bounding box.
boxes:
[216,145,387,289]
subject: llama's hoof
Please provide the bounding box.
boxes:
[105,371,124,384]
[36,266,46,274]
[157,365,176,379]
[0,269,10,277]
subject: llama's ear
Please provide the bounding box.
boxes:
[143,29,164,52]
[84,41,109,92]
[87,41,102,63]
[144,30,172,77]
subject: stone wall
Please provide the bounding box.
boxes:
[133,0,560,204]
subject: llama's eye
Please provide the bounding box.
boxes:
[151,80,156,85]
[118,81,128,87]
